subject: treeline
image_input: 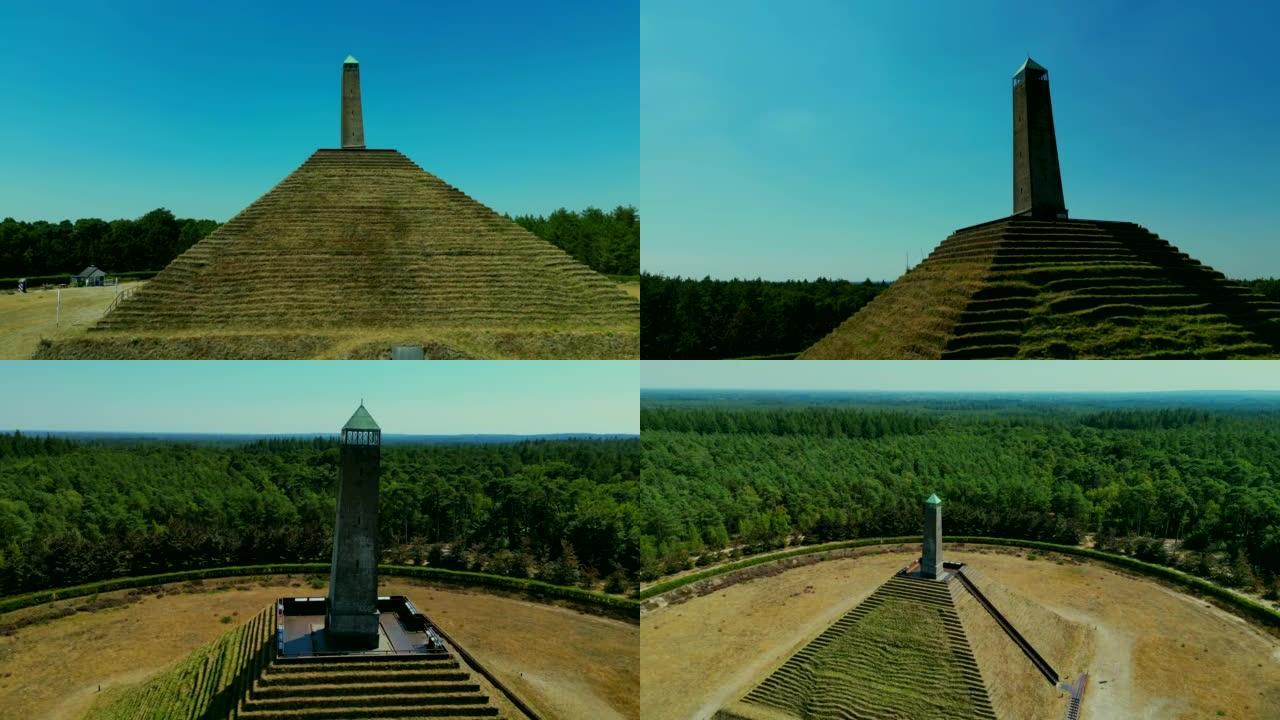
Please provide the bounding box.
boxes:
[0,434,638,597]
[641,407,937,439]
[1080,408,1218,430]
[1240,277,1280,302]
[0,209,219,279]
[641,275,886,358]
[639,404,1280,596]
[511,206,639,277]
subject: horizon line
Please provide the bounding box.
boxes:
[0,430,639,437]
[640,388,1280,395]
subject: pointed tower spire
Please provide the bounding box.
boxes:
[1012,57,1066,218]
[341,55,365,149]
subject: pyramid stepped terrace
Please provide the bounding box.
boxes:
[39,57,637,359]
[237,650,502,720]
[803,216,1280,359]
[718,496,1089,720]
[719,574,997,720]
[801,59,1280,359]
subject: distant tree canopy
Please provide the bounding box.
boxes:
[0,209,219,278]
[511,206,639,277]
[640,403,1280,591]
[0,435,638,596]
[1240,277,1280,302]
[641,274,886,358]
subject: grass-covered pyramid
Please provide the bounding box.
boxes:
[802,59,1280,359]
[41,58,637,360]
[803,213,1280,356]
[801,216,1280,359]
[717,566,1090,720]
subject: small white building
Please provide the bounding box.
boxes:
[71,265,108,287]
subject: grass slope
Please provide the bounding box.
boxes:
[958,565,1092,682]
[40,150,638,359]
[802,238,996,359]
[802,217,1280,359]
[953,567,1092,720]
[725,576,994,720]
[84,603,274,720]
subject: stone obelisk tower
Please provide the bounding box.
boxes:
[922,493,943,579]
[341,55,365,149]
[326,403,381,648]
[1012,58,1066,219]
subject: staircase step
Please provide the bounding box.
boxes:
[237,705,498,720]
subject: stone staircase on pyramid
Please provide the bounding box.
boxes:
[732,574,996,720]
[237,652,500,720]
[803,216,1280,359]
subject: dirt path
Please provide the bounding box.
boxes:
[49,666,158,720]
[1047,605,1135,720]
[0,576,636,720]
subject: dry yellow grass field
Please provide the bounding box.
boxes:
[619,281,640,299]
[0,282,144,359]
[0,576,637,720]
[641,546,1280,720]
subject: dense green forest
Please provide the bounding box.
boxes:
[0,210,219,280]
[0,434,638,597]
[639,403,1280,597]
[510,206,639,277]
[1241,277,1280,302]
[641,274,886,358]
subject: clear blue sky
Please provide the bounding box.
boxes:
[0,361,638,434]
[0,1,636,222]
[643,361,1280,393]
[642,1,1280,281]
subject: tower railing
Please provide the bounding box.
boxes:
[340,429,380,445]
